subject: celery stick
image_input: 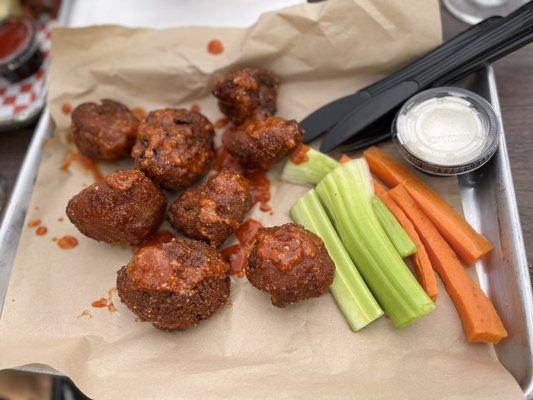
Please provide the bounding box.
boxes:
[316,158,435,328]
[372,196,417,258]
[281,148,340,186]
[290,190,383,331]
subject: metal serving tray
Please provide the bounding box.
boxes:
[0,1,531,398]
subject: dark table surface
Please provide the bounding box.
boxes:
[0,5,531,271]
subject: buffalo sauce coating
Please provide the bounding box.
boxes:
[128,239,228,293]
[60,150,103,182]
[289,144,309,165]
[256,226,316,271]
[207,39,224,55]
[221,219,263,277]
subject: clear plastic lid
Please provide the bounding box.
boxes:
[392,87,501,176]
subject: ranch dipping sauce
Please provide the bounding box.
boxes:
[393,87,500,176]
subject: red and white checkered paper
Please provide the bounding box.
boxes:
[0,18,51,121]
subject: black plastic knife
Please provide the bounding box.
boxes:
[338,28,533,153]
[300,16,501,143]
[320,2,533,152]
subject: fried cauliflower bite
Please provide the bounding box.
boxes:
[66,169,166,245]
[132,108,215,191]
[213,68,279,124]
[246,223,335,308]
[224,115,303,171]
[117,238,230,330]
[71,99,139,161]
[168,171,250,247]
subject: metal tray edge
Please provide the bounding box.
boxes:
[0,111,53,310]
[486,67,533,399]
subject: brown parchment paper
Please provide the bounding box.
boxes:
[0,0,525,399]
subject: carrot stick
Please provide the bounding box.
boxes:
[389,185,507,343]
[364,147,415,187]
[339,154,351,164]
[373,179,438,301]
[403,179,492,266]
[364,146,492,266]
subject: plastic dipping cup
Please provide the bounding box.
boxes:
[0,17,43,83]
[392,87,501,176]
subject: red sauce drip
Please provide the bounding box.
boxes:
[213,147,245,175]
[207,39,224,55]
[249,171,271,212]
[215,117,229,129]
[91,298,107,308]
[52,237,57,242]
[90,288,117,312]
[132,107,147,121]
[235,218,262,245]
[289,144,310,165]
[61,150,103,183]
[57,235,78,250]
[58,217,64,222]
[61,103,72,115]
[221,245,249,277]
[27,218,41,228]
[221,219,263,277]
[0,19,29,61]
[190,103,201,113]
[36,226,47,236]
[134,230,175,253]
